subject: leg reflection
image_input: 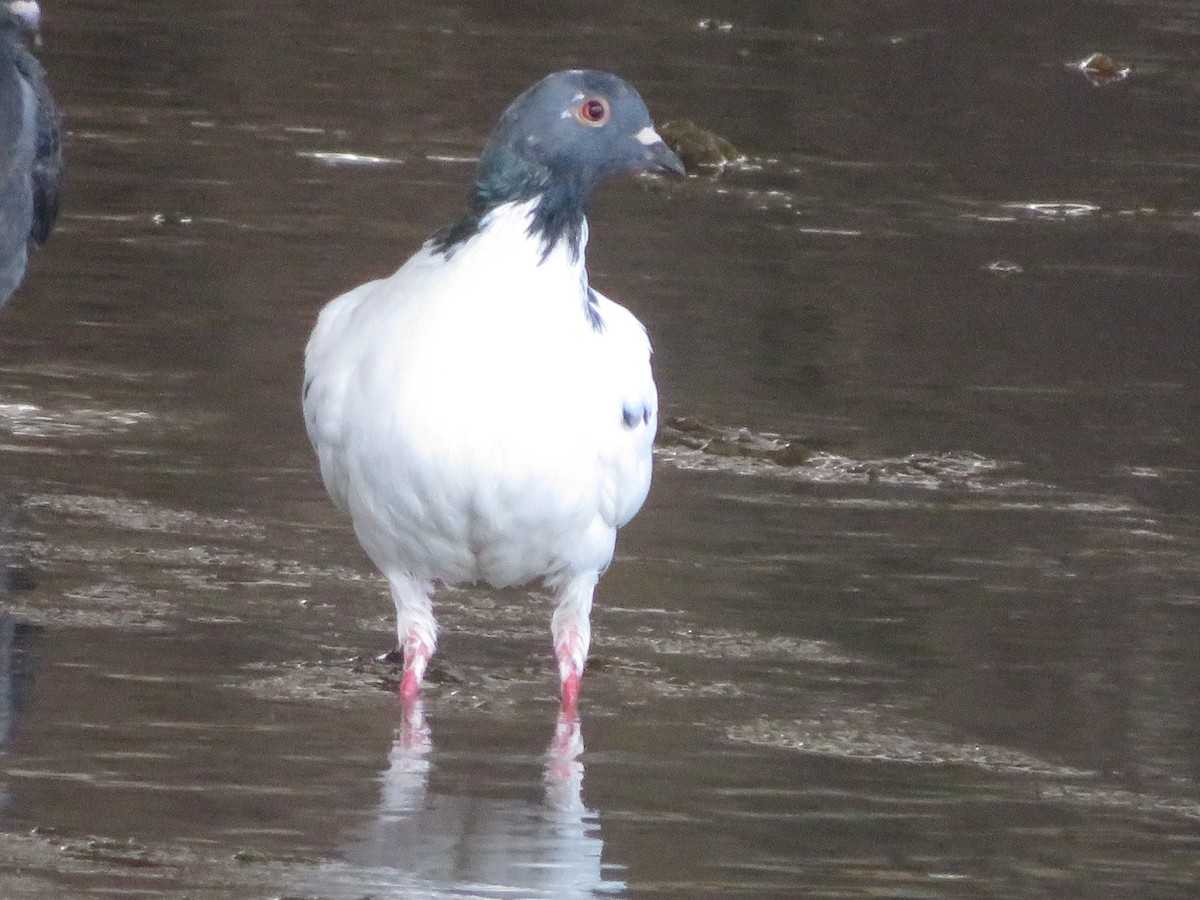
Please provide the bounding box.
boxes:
[330,705,622,897]
[378,698,431,821]
[545,709,585,814]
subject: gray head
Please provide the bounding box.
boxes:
[480,70,684,190]
[434,70,684,259]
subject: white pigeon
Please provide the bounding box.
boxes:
[303,70,684,713]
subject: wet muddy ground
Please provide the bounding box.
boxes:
[2,1,1200,897]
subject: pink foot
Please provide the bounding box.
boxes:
[556,628,585,715]
[398,636,432,702]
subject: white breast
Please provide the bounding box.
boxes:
[303,199,657,588]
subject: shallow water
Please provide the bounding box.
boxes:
[2,1,1200,897]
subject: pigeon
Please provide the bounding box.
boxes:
[0,0,61,309]
[303,70,684,714]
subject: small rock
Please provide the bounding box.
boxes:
[1073,52,1130,85]
[773,441,815,467]
[657,119,744,171]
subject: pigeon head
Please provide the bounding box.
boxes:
[479,70,684,189]
[434,70,684,260]
[4,1,41,46]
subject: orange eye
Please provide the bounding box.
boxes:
[574,97,610,127]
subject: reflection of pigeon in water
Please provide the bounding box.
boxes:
[0,484,41,822]
[0,616,40,824]
[0,614,38,748]
[0,1,61,309]
[303,70,683,713]
[315,707,621,898]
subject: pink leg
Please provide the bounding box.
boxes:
[389,575,437,702]
[558,643,582,717]
[551,572,597,714]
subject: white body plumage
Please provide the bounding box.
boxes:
[303,198,657,698]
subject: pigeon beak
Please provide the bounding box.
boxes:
[634,125,687,176]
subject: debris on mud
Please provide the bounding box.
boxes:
[657,119,744,171]
[1072,52,1130,85]
[658,416,818,467]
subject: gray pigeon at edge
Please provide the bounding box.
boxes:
[0,0,61,309]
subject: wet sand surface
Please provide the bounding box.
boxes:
[2,1,1200,897]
